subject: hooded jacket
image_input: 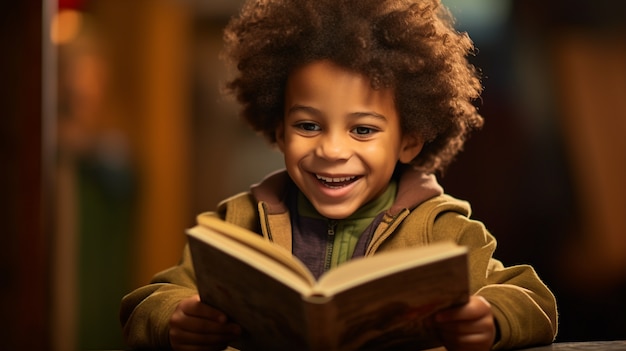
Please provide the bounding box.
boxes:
[120,168,558,350]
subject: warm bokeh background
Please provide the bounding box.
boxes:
[1,0,625,350]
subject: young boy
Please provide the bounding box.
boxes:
[120,0,558,350]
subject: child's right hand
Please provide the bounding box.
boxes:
[169,294,241,351]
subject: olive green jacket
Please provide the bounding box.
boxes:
[120,170,557,350]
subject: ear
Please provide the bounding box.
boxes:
[398,133,423,164]
[275,121,286,153]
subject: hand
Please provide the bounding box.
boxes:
[433,295,496,351]
[169,294,241,351]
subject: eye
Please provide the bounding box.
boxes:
[353,126,373,135]
[351,126,378,137]
[294,122,321,132]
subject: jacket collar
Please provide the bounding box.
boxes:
[388,165,443,216]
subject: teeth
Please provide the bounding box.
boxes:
[316,175,356,183]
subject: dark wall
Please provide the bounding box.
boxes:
[0,2,49,350]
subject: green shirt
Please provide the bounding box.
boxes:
[298,181,398,269]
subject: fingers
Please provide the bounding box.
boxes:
[169,295,241,351]
[170,305,238,334]
[170,316,240,351]
[434,296,496,351]
[436,318,495,351]
[178,295,226,321]
[436,296,492,322]
[172,296,231,333]
[436,313,494,339]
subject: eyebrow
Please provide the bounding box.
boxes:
[286,104,388,121]
[286,105,322,117]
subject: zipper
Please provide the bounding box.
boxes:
[323,220,337,272]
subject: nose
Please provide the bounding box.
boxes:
[315,132,351,161]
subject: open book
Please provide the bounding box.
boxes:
[187,215,469,351]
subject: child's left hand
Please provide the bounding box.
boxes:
[433,295,496,351]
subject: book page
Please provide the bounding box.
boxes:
[195,215,316,286]
[316,241,467,295]
[187,225,315,293]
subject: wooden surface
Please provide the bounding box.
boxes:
[520,341,626,350]
[117,341,626,350]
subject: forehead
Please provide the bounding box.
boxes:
[285,60,396,113]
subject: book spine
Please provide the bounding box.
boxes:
[304,295,336,350]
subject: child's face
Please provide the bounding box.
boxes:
[276,60,422,219]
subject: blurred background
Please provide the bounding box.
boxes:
[1,0,625,350]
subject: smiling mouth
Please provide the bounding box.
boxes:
[315,174,360,188]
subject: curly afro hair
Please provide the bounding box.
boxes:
[222,0,483,174]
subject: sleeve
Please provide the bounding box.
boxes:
[119,245,198,349]
[431,211,558,350]
[119,193,258,349]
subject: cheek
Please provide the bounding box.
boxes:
[283,138,311,164]
[361,139,402,164]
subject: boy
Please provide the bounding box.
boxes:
[120,0,558,350]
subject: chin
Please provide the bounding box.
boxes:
[315,206,357,220]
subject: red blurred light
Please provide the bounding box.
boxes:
[58,0,84,10]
